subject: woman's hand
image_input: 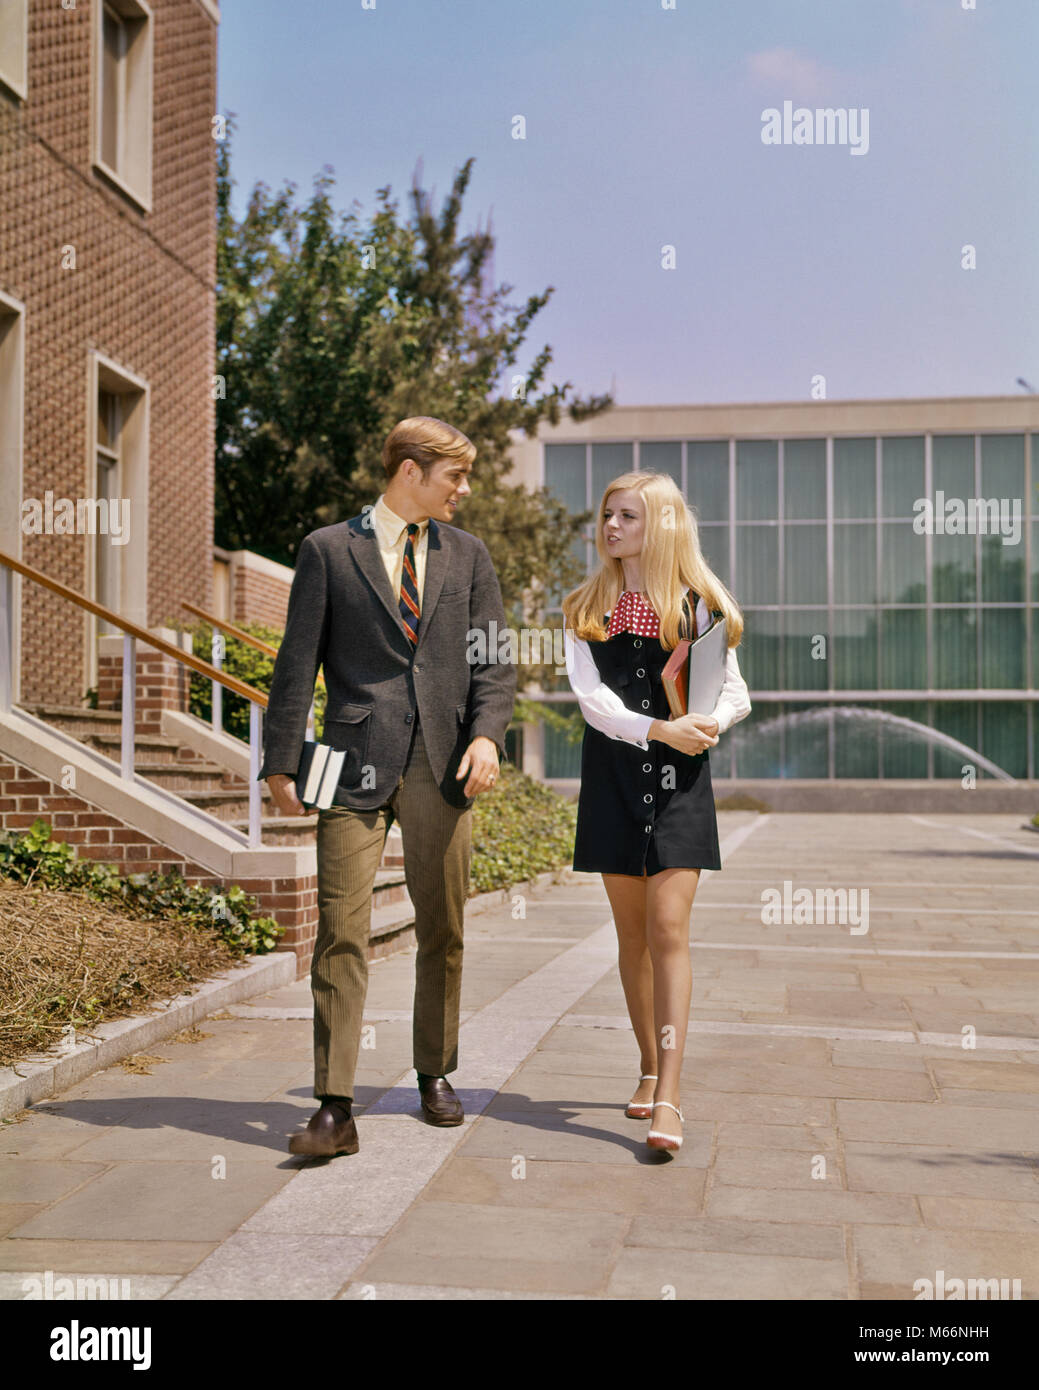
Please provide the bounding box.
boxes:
[691,712,719,739]
[648,712,719,755]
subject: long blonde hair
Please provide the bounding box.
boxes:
[562,472,744,650]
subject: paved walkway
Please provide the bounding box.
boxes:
[2,811,1037,1300]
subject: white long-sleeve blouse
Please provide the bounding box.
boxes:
[563,595,752,751]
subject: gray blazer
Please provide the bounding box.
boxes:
[256,514,517,810]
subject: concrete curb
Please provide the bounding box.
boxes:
[464,867,573,918]
[0,950,296,1119]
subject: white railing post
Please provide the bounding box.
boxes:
[248,700,262,847]
[121,634,136,780]
[211,630,223,733]
[0,565,12,713]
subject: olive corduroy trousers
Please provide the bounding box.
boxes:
[311,721,471,1100]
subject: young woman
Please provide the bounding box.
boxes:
[562,471,751,1154]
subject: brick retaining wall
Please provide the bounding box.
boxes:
[0,755,317,974]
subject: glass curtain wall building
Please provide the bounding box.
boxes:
[507,400,1039,783]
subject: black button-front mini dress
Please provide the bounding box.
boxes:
[572,612,722,877]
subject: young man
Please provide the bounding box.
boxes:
[259,417,516,1156]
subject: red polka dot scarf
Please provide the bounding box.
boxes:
[606,589,661,639]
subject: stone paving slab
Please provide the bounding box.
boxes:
[0,1159,108,1205]
[625,1214,846,1260]
[917,1196,1039,1231]
[0,1205,38,1236]
[1,811,1036,1300]
[843,1142,1039,1201]
[64,1101,310,1163]
[852,1225,1039,1296]
[165,1234,378,1301]
[0,1239,215,1274]
[835,1099,1039,1149]
[0,1101,139,1158]
[682,1091,833,1125]
[686,1061,937,1101]
[7,1161,292,1242]
[938,1089,1039,1111]
[711,1147,847,1192]
[605,1246,850,1300]
[827,1045,939,1072]
[715,1122,839,1151]
[235,1116,463,1239]
[422,1154,707,1214]
[705,1185,920,1226]
[355,1200,630,1295]
[0,1271,180,1300]
[336,1281,592,1300]
[460,1106,714,1167]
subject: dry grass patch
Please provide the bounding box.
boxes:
[0,880,244,1068]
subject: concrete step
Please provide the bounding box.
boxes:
[228,813,318,843]
[225,817,404,876]
[24,703,130,740]
[368,893,417,959]
[371,869,409,909]
[179,789,274,817]
[27,705,220,770]
[86,731,212,767]
[120,759,241,794]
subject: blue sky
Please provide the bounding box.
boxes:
[218,0,1039,407]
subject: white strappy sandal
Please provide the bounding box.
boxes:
[646,1100,684,1152]
[625,1074,658,1119]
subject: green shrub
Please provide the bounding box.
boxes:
[173,618,326,744]
[469,762,576,894]
[512,695,584,744]
[0,820,283,955]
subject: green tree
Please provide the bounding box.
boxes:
[215,120,610,660]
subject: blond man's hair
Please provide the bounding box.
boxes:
[562,471,744,649]
[382,416,476,480]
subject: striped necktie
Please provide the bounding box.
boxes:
[398,522,421,645]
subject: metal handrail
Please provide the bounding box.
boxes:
[181,600,280,658]
[180,599,322,739]
[0,549,269,846]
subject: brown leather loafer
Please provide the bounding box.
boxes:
[417,1074,464,1127]
[288,1102,359,1156]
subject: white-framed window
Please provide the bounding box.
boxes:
[0,0,28,102]
[95,388,122,635]
[86,353,150,691]
[0,289,26,707]
[92,0,153,212]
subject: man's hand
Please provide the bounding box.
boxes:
[267,774,308,817]
[456,736,500,797]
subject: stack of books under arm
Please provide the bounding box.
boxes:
[294,741,346,809]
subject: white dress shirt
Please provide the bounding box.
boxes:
[564,595,752,750]
[372,493,430,599]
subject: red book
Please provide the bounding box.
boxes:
[662,617,729,720]
[661,591,698,718]
[661,640,692,718]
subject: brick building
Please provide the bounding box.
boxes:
[1,0,220,703]
[0,2,361,979]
